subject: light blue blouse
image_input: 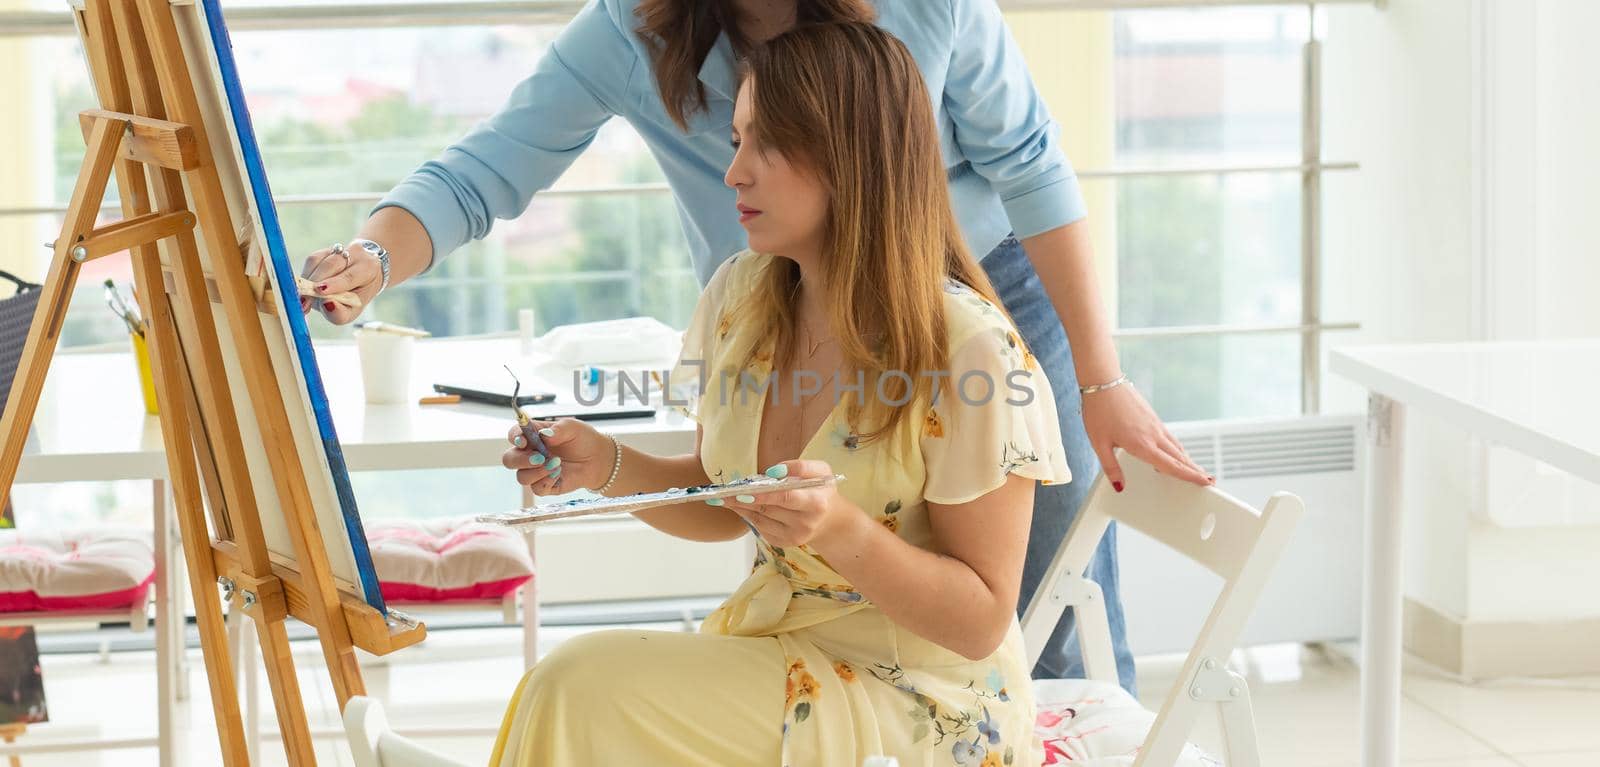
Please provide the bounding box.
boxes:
[377,0,1087,286]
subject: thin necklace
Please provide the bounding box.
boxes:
[800,321,835,358]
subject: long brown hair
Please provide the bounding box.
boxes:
[634,0,875,130]
[736,22,1010,445]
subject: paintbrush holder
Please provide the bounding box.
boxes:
[130,332,158,415]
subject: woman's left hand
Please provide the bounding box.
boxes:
[1081,383,1213,491]
[718,459,861,551]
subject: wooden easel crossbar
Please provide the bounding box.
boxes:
[0,0,425,763]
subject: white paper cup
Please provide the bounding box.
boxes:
[355,328,414,404]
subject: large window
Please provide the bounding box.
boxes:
[0,0,1367,593]
[1104,7,1319,421]
[1,0,1362,428]
[5,14,697,353]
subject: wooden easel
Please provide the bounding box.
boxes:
[0,0,424,764]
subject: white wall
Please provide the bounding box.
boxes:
[1530,1,1600,339]
[1322,0,1600,629]
[1323,0,1479,620]
[1474,0,1600,623]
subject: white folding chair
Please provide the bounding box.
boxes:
[345,697,471,767]
[343,452,1302,767]
[1020,452,1304,766]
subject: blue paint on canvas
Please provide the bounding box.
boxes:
[199,0,385,614]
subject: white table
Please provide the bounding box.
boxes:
[17,335,695,482]
[1330,339,1600,767]
[7,335,695,762]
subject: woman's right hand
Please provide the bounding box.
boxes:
[501,418,617,495]
[299,241,385,325]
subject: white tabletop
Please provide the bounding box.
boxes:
[14,336,696,484]
[1330,339,1600,482]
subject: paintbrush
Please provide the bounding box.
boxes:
[504,365,551,461]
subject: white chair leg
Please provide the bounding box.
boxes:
[226,608,262,767]
[520,491,539,671]
[155,598,173,767]
[225,607,242,685]
[152,479,174,767]
[243,617,260,767]
[344,696,386,767]
[521,577,538,671]
[1217,678,1261,767]
[168,505,191,702]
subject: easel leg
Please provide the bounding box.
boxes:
[68,1,253,759]
[0,118,123,511]
[127,230,250,767]
[255,618,318,763]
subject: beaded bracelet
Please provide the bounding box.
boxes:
[1079,374,1131,396]
[594,435,623,495]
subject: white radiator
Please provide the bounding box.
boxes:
[1116,415,1365,656]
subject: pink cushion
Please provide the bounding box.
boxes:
[367,519,533,603]
[0,528,156,613]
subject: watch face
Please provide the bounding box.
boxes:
[356,240,383,255]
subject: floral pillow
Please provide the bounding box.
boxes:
[1033,679,1222,766]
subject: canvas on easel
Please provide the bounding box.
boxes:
[148,0,385,613]
[0,0,427,763]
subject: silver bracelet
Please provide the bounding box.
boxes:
[594,436,623,494]
[1079,374,1131,395]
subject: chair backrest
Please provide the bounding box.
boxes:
[345,697,472,767]
[1020,451,1303,766]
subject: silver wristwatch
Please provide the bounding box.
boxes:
[350,238,391,296]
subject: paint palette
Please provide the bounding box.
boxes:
[477,474,847,527]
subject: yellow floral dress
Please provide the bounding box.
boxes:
[490,252,1072,767]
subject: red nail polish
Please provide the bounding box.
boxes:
[316,284,328,293]
[1112,481,1124,493]
[323,301,335,312]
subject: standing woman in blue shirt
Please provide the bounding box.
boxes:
[302,0,1210,693]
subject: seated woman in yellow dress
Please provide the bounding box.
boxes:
[492,21,1071,767]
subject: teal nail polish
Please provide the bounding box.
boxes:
[705,498,724,506]
[538,427,556,437]
[764,464,788,479]
[528,453,545,466]
[513,435,526,448]
[551,467,562,479]
[735,494,755,503]
[546,456,562,470]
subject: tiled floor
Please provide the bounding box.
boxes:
[6,623,1599,766]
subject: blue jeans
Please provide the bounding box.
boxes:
[981,235,1137,695]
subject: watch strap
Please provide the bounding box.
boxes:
[351,238,391,295]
